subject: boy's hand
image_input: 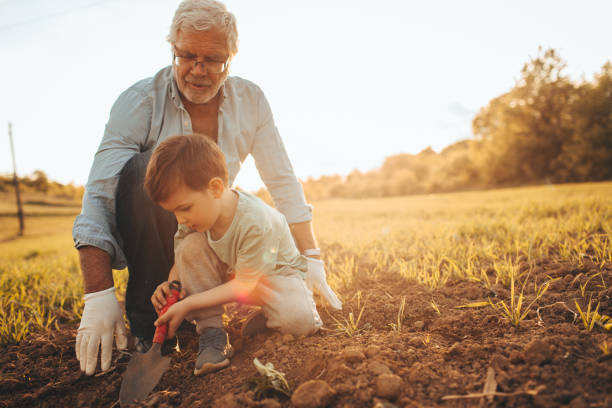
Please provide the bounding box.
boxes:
[152,281,185,314]
[154,301,188,339]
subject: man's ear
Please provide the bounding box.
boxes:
[208,177,225,198]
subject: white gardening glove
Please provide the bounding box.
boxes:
[75,287,128,375]
[305,258,342,310]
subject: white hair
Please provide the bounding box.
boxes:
[167,0,238,56]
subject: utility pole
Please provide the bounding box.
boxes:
[8,122,25,236]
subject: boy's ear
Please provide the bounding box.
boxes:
[208,177,225,198]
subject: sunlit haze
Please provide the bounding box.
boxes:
[1,0,611,191]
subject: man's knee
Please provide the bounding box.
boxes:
[277,309,319,337]
[116,150,153,215]
[273,294,320,337]
[119,150,152,183]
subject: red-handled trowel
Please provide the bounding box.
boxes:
[119,280,181,406]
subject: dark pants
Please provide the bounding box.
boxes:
[116,150,178,339]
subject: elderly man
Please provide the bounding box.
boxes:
[73,0,341,376]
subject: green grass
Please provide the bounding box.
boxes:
[315,182,612,291]
[0,215,127,345]
[1,181,611,345]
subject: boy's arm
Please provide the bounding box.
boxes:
[154,277,258,339]
[169,263,179,281]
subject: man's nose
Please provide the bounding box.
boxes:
[191,61,208,75]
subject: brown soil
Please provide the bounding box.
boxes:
[1,259,611,408]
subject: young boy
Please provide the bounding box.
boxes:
[144,133,322,376]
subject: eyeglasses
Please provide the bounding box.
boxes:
[173,51,229,74]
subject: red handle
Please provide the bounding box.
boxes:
[153,281,181,344]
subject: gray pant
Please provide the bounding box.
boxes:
[176,232,322,337]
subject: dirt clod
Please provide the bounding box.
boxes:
[340,347,366,362]
[259,398,282,408]
[375,374,402,400]
[368,360,392,376]
[407,337,423,348]
[490,354,509,370]
[413,321,425,330]
[40,344,56,356]
[212,393,242,408]
[523,338,552,365]
[291,380,335,408]
[365,345,381,358]
[509,349,523,364]
[569,395,586,408]
[373,397,398,408]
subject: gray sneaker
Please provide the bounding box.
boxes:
[194,327,234,376]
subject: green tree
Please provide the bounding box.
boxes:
[558,62,612,181]
[31,170,49,193]
[473,47,577,185]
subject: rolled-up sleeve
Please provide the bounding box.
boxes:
[250,88,312,224]
[73,87,152,269]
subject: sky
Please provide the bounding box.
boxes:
[1,0,611,192]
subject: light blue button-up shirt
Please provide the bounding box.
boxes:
[73,66,311,270]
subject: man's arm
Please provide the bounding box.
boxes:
[75,245,128,375]
[290,221,343,310]
[73,85,153,375]
[79,246,114,293]
[289,220,320,259]
[249,85,312,225]
[73,85,153,271]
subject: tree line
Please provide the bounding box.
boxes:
[292,48,612,201]
[0,170,84,200]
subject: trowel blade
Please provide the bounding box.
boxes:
[119,344,171,406]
